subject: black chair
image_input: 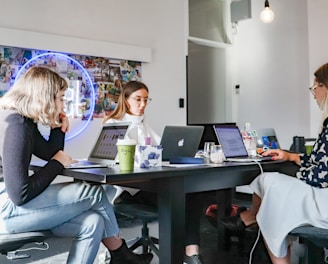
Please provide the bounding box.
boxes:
[0,231,51,260]
[290,226,328,264]
[114,203,159,256]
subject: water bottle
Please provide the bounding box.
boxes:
[242,122,257,157]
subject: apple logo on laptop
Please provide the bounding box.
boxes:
[178,138,184,147]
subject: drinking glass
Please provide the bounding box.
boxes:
[204,142,215,163]
[210,145,224,164]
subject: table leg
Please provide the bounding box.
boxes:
[157,177,185,264]
[216,189,233,250]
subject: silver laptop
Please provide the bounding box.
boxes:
[256,128,280,150]
[160,126,204,161]
[213,124,273,162]
[66,122,130,169]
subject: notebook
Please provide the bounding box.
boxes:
[213,124,273,162]
[66,122,130,169]
[160,126,204,161]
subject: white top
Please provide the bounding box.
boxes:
[250,172,328,258]
[104,113,160,202]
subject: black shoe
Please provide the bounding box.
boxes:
[183,254,203,264]
[236,206,247,216]
[220,215,249,231]
[110,239,153,264]
[220,215,258,232]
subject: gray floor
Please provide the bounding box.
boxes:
[0,214,310,264]
[0,192,316,264]
[0,219,159,264]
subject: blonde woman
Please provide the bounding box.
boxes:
[0,67,153,264]
[221,63,328,264]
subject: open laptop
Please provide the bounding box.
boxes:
[160,126,204,161]
[66,122,130,169]
[213,124,273,162]
[256,128,280,151]
[188,123,236,150]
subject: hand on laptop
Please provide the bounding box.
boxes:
[261,149,281,160]
[262,149,301,165]
[52,150,76,167]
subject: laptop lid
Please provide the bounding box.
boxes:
[213,124,249,159]
[188,123,236,150]
[160,126,204,161]
[256,128,280,150]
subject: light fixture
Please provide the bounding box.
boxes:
[260,0,274,23]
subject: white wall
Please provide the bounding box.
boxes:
[307,0,328,136]
[233,0,310,149]
[1,0,328,155]
[0,0,187,158]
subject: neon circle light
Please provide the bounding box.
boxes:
[15,52,95,141]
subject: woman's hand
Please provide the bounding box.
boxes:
[52,150,76,167]
[59,111,69,133]
[262,149,301,165]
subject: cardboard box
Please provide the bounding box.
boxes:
[135,145,163,168]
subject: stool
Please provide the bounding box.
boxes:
[290,226,328,264]
[114,203,159,256]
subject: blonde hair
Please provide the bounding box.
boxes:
[0,66,67,126]
[103,81,149,123]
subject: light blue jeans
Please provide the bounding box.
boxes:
[0,182,120,264]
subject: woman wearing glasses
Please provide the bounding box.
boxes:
[103,80,160,147]
[221,63,328,264]
[102,80,160,205]
[103,81,205,264]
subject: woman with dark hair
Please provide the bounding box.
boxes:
[221,63,328,264]
[104,80,205,264]
[103,80,160,145]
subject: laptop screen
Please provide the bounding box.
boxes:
[89,123,129,161]
[188,123,236,150]
[213,125,249,158]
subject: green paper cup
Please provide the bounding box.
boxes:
[117,139,136,171]
[305,141,314,155]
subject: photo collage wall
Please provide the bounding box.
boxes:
[0,45,142,120]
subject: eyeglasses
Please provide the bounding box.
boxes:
[309,83,323,95]
[129,97,152,105]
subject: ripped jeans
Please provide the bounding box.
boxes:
[0,182,119,264]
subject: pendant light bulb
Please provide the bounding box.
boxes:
[260,0,274,23]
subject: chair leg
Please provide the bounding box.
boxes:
[128,221,159,256]
[299,240,325,264]
[125,237,141,248]
[148,237,159,256]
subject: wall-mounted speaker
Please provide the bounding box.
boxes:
[231,0,252,23]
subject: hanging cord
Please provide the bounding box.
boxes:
[13,241,49,252]
[248,160,263,264]
[249,228,261,264]
[7,242,49,260]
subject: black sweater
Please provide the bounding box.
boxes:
[0,110,64,206]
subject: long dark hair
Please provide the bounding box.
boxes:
[103,81,149,123]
